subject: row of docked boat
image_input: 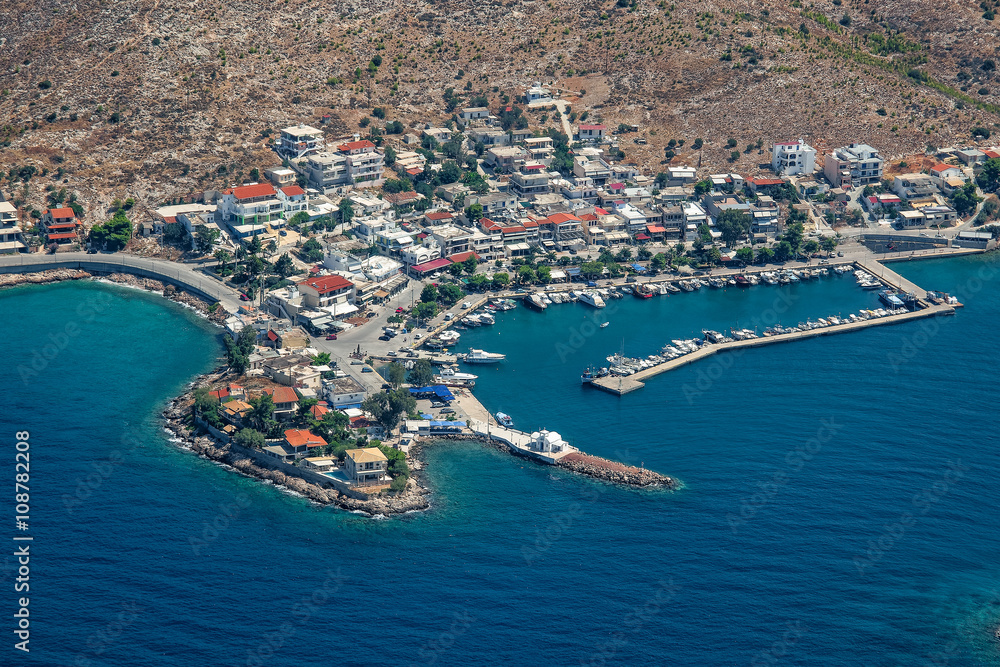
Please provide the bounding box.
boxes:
[423,328,461,350]
[460,311,496,327]
[487,298,517,311]
[760,307,908,335]
[853,269,884,290]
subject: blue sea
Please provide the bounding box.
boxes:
[2,259,999,666]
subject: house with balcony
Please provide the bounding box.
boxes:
[578,124,607,142]
[929,164,967,194]
[573,156,611,186]
[921,205,959,227]
[338,139,384,189]
[429,224,473,256]
[277,124,325,159]
[666,166,698,187]
[459,106,490,122]
[682,201,708,241]
[485,146,528,171]
[262,386,300,421]
[277,185,308,220]
[375,229,415,256]
[401,242,443,271]
[468,127,509,147]
[265,167,297,187]
[823,143,884,189]
[524,82,552,105]
[470,192,517,217]
[891,173,938,200]
[298,275,355,310]
[509,163,551,197]
[0,202,25,254]
[219,183,283,237]
[771,139,816,176]
[39,207,81,249]
[344,448,390,487]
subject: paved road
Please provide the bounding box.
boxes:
[0,251,244,312]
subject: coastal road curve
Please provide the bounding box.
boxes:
[0,251,244,313]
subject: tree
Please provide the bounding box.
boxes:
[448,262,465,277]
[756,246,775,264]
[439,161,462,184]
[468,273,489,291]
[223,325,257,374]
[214,249,232,275]
[781,221,805,253]
[301,238,324,263]
[637,247,652,260]
[413,301,438,321]
[312,410,349,442]
[274,253,296,278]
[707,246,722,265]
[615,248,632,263]
[89,210,133,251]
[773,241,792,262]
[234,428,265,449]
[694,179,712,197]
[820,237,838,252]
[407,359,435,386]
[311,352,331,366]
[580,261,603,279]
[735,247,754,264]
[803,240,820,254]
[536,266,551,283]
[516,265,536,284]
[386,362,407,387]
[297,398,319,421]
[463,256,478,275]
[439,284,463,304]
[952,181,982,216]
[715,209,751,248]
[362,389,416,434]
[466,203,484,223]
[420,284,439,303]
[248,393,276,432]
[492,272,510,290]
[650,253,667,271]
[338,198,354,225]
[977,158,1000,192]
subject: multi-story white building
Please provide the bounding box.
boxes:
[771,139,816,176]
[277,185,308,220]
[573,156,611,185]
[219,183,283,239]
[0,202,25,254]
[429,224,473,257]
[304,140,385,193]
[509,163,551,197]
[277,125,325,159]
[824,143,884,189]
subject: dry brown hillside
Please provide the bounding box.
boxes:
[1,0,999,219]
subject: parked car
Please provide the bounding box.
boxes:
[279,230,287,237]
[326,334,338,340]
[461,302,471,309]
[350,360,363,365]
[378,335,390,341]
[381,383,392,390]
[396,307,404,313]
[414,334,422,340]
[626,277,637,283]
[387,351,397,356]
[440,407,456,415]
[239,294,250,301]
[362,367,373,372]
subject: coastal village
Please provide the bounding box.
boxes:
[3,82,999,513]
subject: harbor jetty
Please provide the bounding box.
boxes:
[590,259,957,395]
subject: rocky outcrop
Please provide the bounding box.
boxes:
[0,268,92,288]
[102,272,228,323]
[557,453,677,489]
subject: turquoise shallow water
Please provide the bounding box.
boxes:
[1,259,999,666]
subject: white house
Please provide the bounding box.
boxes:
[277,125,325,159]
[524,82,552,105]
[0,202,25,254]
[771,139,816,176]
[277,185,308,220]
[219,183,283,238]
[459,107,490,122]
[823,143,883,189]
[578,124,607,142]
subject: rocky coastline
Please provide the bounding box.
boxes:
[161,371,431,516]
[0,267,229,324]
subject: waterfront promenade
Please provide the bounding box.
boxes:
[0,251,244,312]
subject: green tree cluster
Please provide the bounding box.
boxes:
[89,210,132,250]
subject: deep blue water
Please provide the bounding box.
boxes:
[2,260,999,666]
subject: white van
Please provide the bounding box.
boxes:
[444,313,454,321]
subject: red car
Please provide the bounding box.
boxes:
[239,294,250,301]
[395,307,404,313]
[326,334,338,340]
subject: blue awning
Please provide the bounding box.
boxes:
[631,263,647,272]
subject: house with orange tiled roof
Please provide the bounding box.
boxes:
[298,274,354,309]
[277,185,308,220]
[263,386,300,421]
[40,208,81,249]
[276,429,327,461]
[219,183,282,240]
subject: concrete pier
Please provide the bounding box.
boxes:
[590,258,956,396]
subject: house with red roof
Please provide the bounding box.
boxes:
[277,185,308,220]
[263,386,301,421]
[298,274,355,309]
[219,183,281,239]
[578,124,607,142]
[280,429,328,460]
[747,177,788,195]
[40,208,81,248]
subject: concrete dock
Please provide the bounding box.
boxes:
[590,259,957,396]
